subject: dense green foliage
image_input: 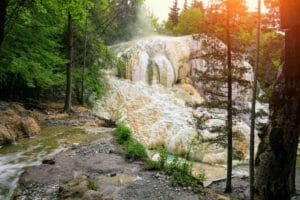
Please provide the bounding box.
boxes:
[0,0,143,103]
[173,8,205,35]
[0,0,66,101]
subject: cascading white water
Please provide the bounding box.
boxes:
[94,34,269,171]
[112,35,194,87]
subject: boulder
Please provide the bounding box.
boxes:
[21,117,40,137]
[0,104,41,145]
[0,124,15,144]
[0,109,22,145]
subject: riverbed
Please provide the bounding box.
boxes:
[0,125,299,199]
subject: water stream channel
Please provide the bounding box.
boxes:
[0,125,102,199]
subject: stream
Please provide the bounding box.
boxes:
[0,125,102,200]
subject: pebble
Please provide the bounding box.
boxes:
[75,142,115,156]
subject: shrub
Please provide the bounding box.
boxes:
[145,148,205,189]
[114,123,147,161]
[115,123,132,144]
[146,159,161,170]
[146,148,168,170]
[124,139,146,161]
[167,159,205,188]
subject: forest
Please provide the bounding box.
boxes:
[0,0,299,200]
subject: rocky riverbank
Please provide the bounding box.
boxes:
[0,102,41,145]
[0,101,115,146]
[1,102,225,200]
[2,101,298,200]
[14,125,224,200]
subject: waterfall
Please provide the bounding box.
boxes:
[95,34,269,164]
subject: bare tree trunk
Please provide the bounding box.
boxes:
[81,9,88,105]
[289,155,297,195]
[64,12,73,113]
[250,0,261,199]
[225,0,233,193]
[254,28,300,200]
[0,0,8,47]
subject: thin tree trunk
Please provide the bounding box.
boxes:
[64,12,73,113]
[225,0,233,193]
[289,155,297,195]
[81,9,88,105]
[249,0,261,199]
[254,28,300,200]
[0,0,8,47]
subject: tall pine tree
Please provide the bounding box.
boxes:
[168,0,179,25]
[64,12,73,113]
[249,0,261,199]
[0,0,8,47]
[254,1,300,199]
[225,0,233,193]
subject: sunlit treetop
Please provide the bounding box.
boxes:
[145,0,266,22]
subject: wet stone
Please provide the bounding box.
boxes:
[42,159,55,165]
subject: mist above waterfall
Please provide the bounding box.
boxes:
[114,5,159,44]
[134,6,157,37]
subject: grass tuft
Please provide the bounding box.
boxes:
[114,123,132,144]
[88,179,99,191]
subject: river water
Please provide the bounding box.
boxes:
[0,125,102,200]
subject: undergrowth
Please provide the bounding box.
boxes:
[124,139,146,160]
[114,124,205,189]
[146,148,205,189]
[114,123,146,161]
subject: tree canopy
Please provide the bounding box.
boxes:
[0,0,143,103]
